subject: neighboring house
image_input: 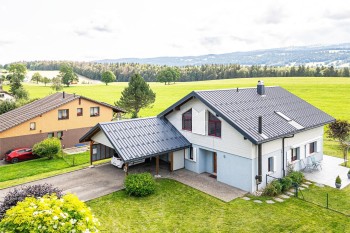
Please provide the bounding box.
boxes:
[0,90,15,101]
[80,81,334,193]
[0,92,125,159]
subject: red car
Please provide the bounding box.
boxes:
[4,148,36,163]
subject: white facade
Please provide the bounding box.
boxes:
[0,91,14,101]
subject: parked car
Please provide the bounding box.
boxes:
[4,148,37,163]
[111,153,145,169]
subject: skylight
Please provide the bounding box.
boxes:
[275,111,292,121]
[275,111,304,130]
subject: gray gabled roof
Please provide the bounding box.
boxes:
[0,92,125,133]
[158,86,335,144]
[80,117,191,162]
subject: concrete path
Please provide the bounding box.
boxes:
[303,155,350,189]
[0,163,125,202]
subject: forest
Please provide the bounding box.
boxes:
[9,61,350,82]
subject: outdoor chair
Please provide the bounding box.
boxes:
[301,158,314,172]
[311,156,322,170]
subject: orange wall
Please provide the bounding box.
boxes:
[0,98,115,138]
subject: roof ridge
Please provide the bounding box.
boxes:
[100,116,158,125]
[194,86,280,93]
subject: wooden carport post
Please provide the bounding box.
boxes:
[124,163,129,176]
[155,155,161,178]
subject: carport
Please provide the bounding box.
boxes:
[80,117,191,176]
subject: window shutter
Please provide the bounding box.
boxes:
[316,140,321,153]
[273,156,277,172]
[286,149,291,162]
[192,147,197,162]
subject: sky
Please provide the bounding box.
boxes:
[0,0,349,64]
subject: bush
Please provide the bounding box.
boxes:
[262,180,282,197]
[0,193,99,232]
[124,172,156,197]
[33,137,61,159]
[288,171,304,185]
[0,184,63,220]
[336,175,342,184]
[0,100,16,115]
[280,177,293,192]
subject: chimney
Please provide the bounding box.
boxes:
[257,80,265,95]
[63,91,65,99]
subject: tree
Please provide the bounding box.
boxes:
[7,63,27,94]
[327,120,350,166]
[0,100,16,115]
[31,72,43,84]
[0,193,100,232]
[156,67,180,85]
[101,70,116,85]
[116,74,155,118]
[58,63,78,87]
[42,76,51,86]
[33,137,61,159]
[51,76,63,91]
[13,87,29,100]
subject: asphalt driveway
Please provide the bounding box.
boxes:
[0,163,125,202]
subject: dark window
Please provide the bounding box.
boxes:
[189,147,193,160]
[58,109,69,120]
[0,94,4,98]
[291,147,300,162]
[77,108,83,116]
[208,112,221,137]
[30,122,36,130]
[57,131,63,140]
[90,107,100,117]
[268,157,274,172]
[48,132,54,138]
[309,142,317,154]
[182,109,192,131]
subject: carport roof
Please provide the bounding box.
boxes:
[80,117,191,162]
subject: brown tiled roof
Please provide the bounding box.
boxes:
[0,92,125,133]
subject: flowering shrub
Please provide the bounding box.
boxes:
[0,193,100,233]
[0,183,63,220]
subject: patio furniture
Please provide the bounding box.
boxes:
[311,156,322,170]
[301,158,314,172]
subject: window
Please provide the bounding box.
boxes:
[90,107,100,117]
[268,157,275,172]
[77,108,83,116]
[291,147,300,162]
[57,131,63,140]
[309,141,317,154]
[0,94,4,98]
[30,122,36,130]
[48,132,54,138]
[185,147,195,161]
[182,109,192,131]
[58,109,69,120]
[208,112,221,137]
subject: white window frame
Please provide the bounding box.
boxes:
[268,156,276,173]
[30,122,36,130]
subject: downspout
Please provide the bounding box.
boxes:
[282,135,294,177]
[255,116,263,191]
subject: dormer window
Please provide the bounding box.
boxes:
[182,109,192,131]
[208,112,221,137]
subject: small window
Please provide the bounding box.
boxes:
[90,107,100,117]
[182,109,192,131]
[291,147,300,162]
[48,132,54,138]
[309,141,317,154]
[57,131,63,140]
[184,147,194,161]
[77,108,83,116]
[58,109,69,120]
[268,157,275,172]
[30,122,36,130]
[208,112,221,137]
[0,94,4,98]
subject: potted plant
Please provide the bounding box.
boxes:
[348,170,350,179]
[335,175,342,189]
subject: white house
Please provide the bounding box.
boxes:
[0,90,14,101]
[80,81,334,193]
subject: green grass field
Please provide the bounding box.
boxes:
[6,77,349,157]
[87,179,350,233]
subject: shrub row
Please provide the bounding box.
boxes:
[124,172,156,197]
[263,171,304,197]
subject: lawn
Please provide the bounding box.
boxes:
[87,179,350,233]
[6,77,349,157]
[0,152,90,189]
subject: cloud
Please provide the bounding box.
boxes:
[93,24,112,33]
[324,9,350,20]
[0,40,13,46]
[258,5,286,24]
[200,37,222,46]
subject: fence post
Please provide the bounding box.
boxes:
[326,193,329,209]
[294,183,298,198]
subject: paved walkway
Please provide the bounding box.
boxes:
[0,163,125,202]
[303,155,350,189]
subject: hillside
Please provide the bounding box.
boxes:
[96,43,350,67]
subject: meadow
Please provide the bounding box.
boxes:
[8,77,349,157]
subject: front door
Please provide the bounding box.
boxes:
[213,152,217,174]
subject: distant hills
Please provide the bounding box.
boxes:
[96,43,350,67]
